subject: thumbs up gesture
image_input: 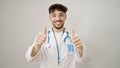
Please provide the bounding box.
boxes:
[31,27,47,57]
[71,29,83,57]
[35,27,47,46]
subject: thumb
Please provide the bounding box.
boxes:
[71,29,75,38]
[42,26,47,35]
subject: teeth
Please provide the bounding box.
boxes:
[56,22,61,24]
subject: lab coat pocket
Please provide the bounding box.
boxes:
[67,43,74,55]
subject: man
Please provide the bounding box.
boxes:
[25,3,90,68]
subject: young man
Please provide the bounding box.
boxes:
[25,3,90,68]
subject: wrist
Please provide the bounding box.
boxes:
[34,44,41,50]
[77,45,83,57]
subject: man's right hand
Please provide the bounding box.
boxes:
[31,27,47,57]
[35,27,47,46]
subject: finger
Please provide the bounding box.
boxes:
[37,35,45,41]
[72,36,79,40]
[74,41,81,46]
[71,29,75,38]
[72,37,80,44]
[41,33,46,38]
[37,33,46,38]
[36,39,42,44]
[76,43,83,49]
[43,26,47,35]
[76,44,82,48]
[36,37,44,44]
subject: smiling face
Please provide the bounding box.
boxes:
[49,10,67,30]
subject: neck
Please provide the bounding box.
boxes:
[52,27,64,33]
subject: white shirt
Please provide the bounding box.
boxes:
[55,32,63,44]
[25,28,90,68]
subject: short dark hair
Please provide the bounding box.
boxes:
[48,3,68,14]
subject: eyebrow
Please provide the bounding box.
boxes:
[51,12,64,15]
[59,13,64,14]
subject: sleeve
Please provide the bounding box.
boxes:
[75,44,91,64]
[25,42,46,62]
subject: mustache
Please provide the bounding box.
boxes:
[55,20,62,22]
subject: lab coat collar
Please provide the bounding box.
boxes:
[47,27,70,44]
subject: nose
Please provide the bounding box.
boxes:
[56,16,60,21]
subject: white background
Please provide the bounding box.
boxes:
[0,0,120,68]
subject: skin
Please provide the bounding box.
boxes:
[49,10,66,32]
[31,9,83,57]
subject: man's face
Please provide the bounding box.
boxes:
[49,10,67,29]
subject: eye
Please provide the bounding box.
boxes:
[51,13,56,17]
[59,13,64,17]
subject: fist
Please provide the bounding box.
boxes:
[35,27,47,46]
[71,29,82,49]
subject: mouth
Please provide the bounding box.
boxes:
[55,20,62,25]
[53,20,64,29]
[56,21,61,25]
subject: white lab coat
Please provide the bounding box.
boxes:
[25,28,90,68]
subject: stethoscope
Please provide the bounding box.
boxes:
[47,28,74,64]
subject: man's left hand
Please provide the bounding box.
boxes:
[71,29,83,57]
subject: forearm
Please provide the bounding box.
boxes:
[31,44,41,57]
[77,45,83,57]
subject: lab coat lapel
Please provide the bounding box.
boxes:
[49,28,56,46]
[60,32,67,44]
[60,29,68,46]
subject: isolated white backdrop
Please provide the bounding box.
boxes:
[0,0,120,68]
